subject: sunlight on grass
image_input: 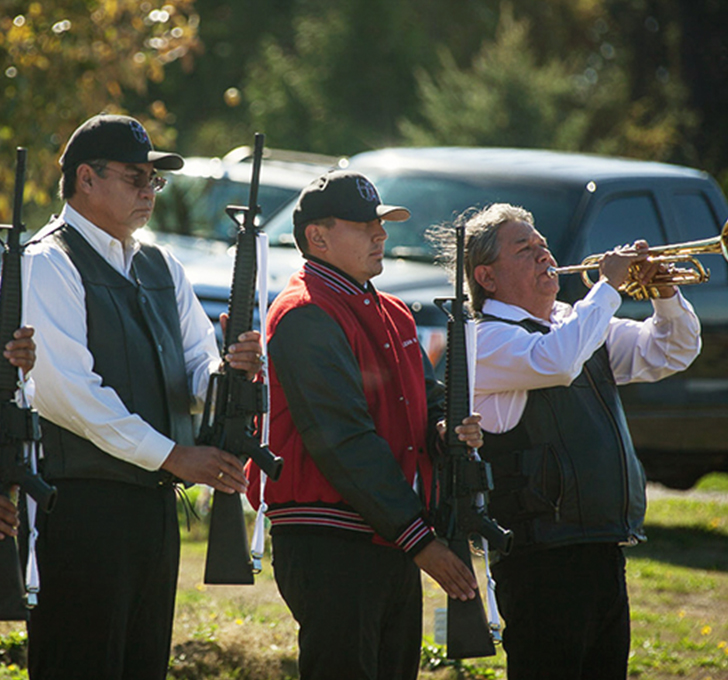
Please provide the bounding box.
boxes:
[626,490,728,678]
[695,473,728,493]
[3,490,728,679]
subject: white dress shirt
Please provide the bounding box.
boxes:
[23,204,221,471]
[474,279,702,434]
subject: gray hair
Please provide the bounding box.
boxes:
[427,203,534,314]
[59,158,108,200]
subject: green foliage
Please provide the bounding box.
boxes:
[0,0,200,224]
[241,0,434,155]
[420,643,497,679]
[398,3,699,165]
[399,7,589,150]
[0,631,26,671]
[696,473,728,493]
[3,0,727,225]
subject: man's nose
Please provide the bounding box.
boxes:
[536,245,552,262]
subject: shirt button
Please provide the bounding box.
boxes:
[157,344,164,353]
[363,299,371,306]
[383,342,390,349]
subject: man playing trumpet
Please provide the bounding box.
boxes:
[450,203,701,680]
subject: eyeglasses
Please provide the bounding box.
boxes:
[90,164,168,193]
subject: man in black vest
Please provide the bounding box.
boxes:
[455,203,701,680]
[23,114,261,680]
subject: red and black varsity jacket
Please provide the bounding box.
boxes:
[246,259,442,556]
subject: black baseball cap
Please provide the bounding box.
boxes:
[60,114,184,171]
[293,170,410,228]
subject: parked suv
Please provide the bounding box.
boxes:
[152,146,728,489]
[147,146,340,242]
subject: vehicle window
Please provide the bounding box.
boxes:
[150,175,298,243]
[672,192,727,287]
[588,194,666,255]
[264,172,581,260]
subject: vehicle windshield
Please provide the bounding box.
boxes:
[264,171,581,260]
[150,174,298,243]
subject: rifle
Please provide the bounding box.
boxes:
[198,132,283,585]
[433,223,513,658]
[0,147,57,620]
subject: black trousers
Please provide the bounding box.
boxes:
[272,532,423,680]
[27,479,180,680]
[492,543,630,680]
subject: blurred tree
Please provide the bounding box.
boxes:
[241,0,446,155]
[0,0,201,225]
[128,0,297,157]
[2,0,726,222]
[398,3,699,166]
[398,7,590,150]
[149,0,507,156]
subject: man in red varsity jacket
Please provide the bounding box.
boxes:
[246,171,483,680]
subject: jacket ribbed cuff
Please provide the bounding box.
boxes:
[396,516,436,556]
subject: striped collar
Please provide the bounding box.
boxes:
[303,257,375,296]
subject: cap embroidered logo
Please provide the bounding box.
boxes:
[129,120,150,145]
[356,177,379,203]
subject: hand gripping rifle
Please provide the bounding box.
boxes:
[0,147,57,620]
[433,224,513,658]
[197,133,283,585]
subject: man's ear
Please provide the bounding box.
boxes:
[474,264,496,294]
[76,164,95,194]
[304,223,328,254]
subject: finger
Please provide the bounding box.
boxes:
[13,326,34,340]
[0,521,18,538]
[209,464,247,493]
[4,347,34,360]
[227,343,263,362]
[213,456,248,489]
[6,336,34,348]
[443,569,477,601]
[236,330,261,343]
[225,353,261,370]
[211,477,247,494]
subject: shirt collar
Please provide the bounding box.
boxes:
[481,297,570,326]
[58,204,141,277]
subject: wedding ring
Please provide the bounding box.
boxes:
[217,470,224,480]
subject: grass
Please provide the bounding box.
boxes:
[1,475,727,679]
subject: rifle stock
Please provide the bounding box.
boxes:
[198,133,283,585]
[433,224,513,658]
[0,148,57,620]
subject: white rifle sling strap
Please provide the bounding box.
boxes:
[251,232,269,572]
[18,378,41,606]
[465,318,503,641]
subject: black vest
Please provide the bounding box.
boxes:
[480,316,647,554]
[39,225,194,486]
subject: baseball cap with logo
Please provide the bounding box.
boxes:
[293,170,410,228]
[60,114,184,171]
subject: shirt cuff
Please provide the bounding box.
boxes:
[131,428,176,471]
[396,516,437,556]
[651,289,691,320]
[587,278,622,313]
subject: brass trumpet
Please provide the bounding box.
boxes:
[548,220,728,301]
